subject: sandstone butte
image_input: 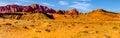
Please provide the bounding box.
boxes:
[0,4,81,15]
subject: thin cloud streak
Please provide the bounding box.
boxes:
[59,1,68,5]
[69,2,91,11]
[42,2,55,6]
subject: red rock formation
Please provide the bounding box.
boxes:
[0,4,23,13]
[64,8,79,15]
[55,9,64,14]
[22,6,32,12]
[0,4,81,15]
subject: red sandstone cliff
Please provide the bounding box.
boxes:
[0,4,81,15]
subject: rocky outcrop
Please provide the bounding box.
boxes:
[90,9,108,14]
[0,4,55,13]
[64,8,79,15]
[22,6,32,12]
[0,4,22,13]
[0,4,81,15]
[55,9,64,14]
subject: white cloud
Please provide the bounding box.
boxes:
[69,2,91,10]
[59,1,68,5]
[14,0,33,2]
[0,0,33,6]
[42,2,55,6]
[14,2,22,5]
[0,2,6,6]
[0,2,22,6]
[0,2,12,6]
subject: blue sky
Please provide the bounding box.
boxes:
[0,0,120,12]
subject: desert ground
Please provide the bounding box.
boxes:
[0,12,120,38]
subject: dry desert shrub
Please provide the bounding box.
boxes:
[23,26,29,29]
[30,25,35,27]
[112,26,118,29]
[84,26,89,28]
[83,31,88,33]
[0,25,1,27]
[14,21,18,24]
[95,31,99,34]
[45,29,51,32]
[35,30,41,33]
[5,22,12,25]
[47,25,51,27]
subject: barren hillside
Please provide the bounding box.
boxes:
[0,4,120,38]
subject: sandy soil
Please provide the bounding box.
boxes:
[0,13,120,38]
[0,18,120,38]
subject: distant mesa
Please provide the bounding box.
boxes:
[89,9,117,14]
[86,9,120,21]
[92,9,106,12]
[0,4,81,15]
